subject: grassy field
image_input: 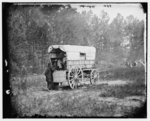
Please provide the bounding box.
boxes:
[10,66,146,117]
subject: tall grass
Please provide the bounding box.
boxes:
[10,67,146,117]
[10,75,46,95]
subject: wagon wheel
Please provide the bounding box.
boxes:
[90,69,99,84]
[68,67,83,89]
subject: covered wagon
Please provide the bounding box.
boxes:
[47,45,99,89]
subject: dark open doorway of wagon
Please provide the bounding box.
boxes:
[49,48,67,70]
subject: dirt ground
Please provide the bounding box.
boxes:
[11,67,146,117]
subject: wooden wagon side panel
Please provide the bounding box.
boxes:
[53,70,66,83]
[67,60,95,69]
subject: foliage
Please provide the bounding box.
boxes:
[7,4,145,75]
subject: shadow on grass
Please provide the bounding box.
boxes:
[59,86,71,90]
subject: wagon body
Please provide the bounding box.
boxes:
[47,45,98,89]
[48,45,96,69]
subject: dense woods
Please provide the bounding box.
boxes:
[7,4,145,76]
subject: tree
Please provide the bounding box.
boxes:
[108,13,126,63]
[87,11,110,62]
[125,15,144,62]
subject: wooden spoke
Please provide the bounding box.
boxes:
[69,79,75,89]
[77,70,81,74]
[69,75,74,78]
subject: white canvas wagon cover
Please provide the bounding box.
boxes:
[48,45,96,61]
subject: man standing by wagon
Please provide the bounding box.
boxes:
[45,60,56,90]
